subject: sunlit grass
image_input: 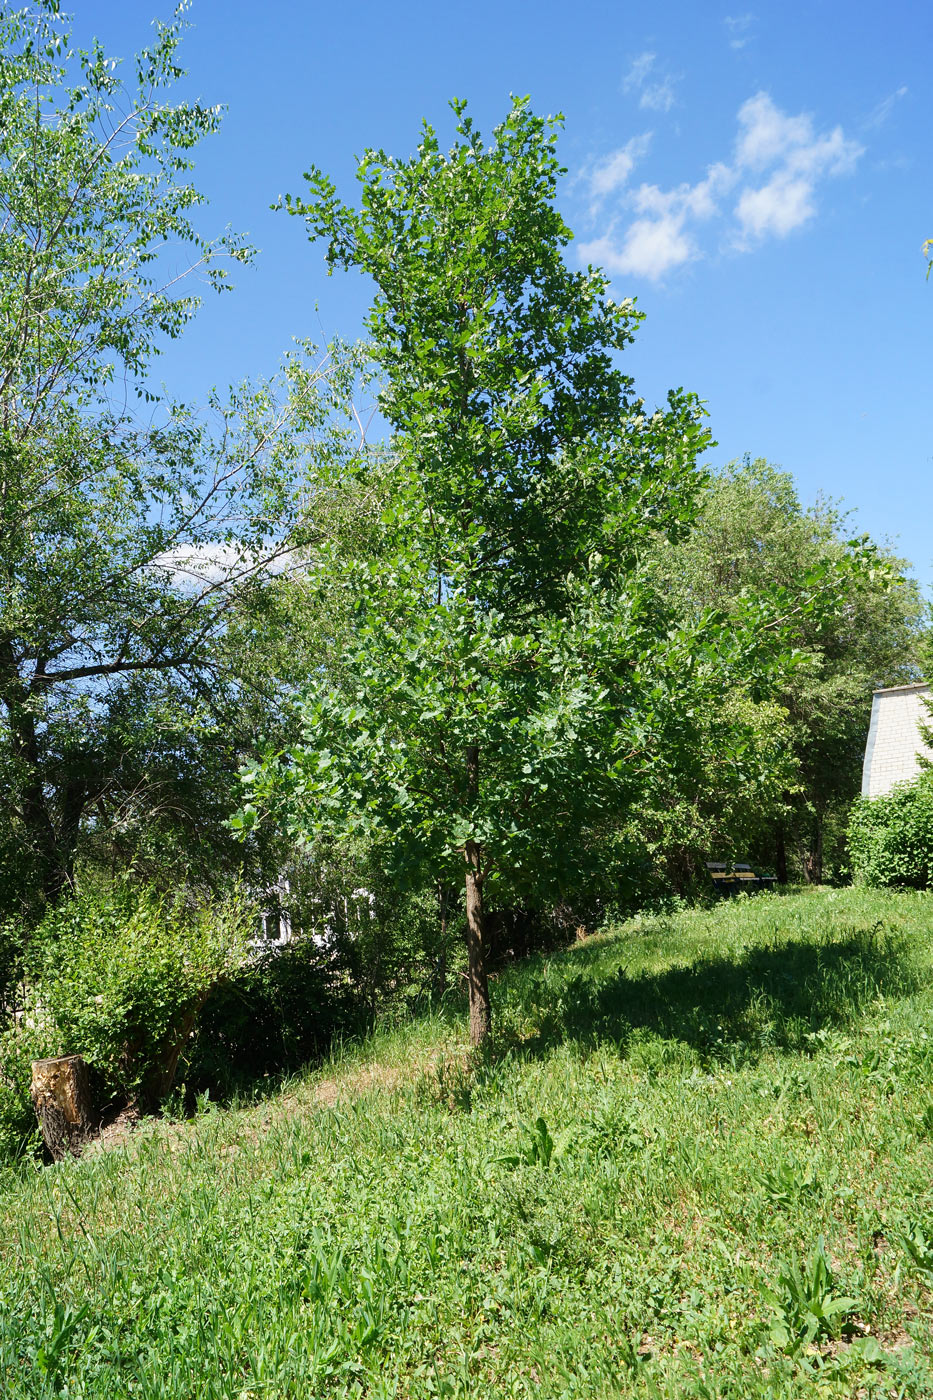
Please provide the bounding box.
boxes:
[3,886,933,1396]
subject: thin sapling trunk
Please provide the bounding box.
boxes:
[464,743,491,1045]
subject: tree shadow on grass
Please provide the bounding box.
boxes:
[494,922,916,1066]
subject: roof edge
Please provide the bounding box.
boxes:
[872,682,931,696]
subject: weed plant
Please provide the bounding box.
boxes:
[1,887,933,1396]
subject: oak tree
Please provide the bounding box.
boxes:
[243,100,714,1043]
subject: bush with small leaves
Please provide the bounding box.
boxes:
[23,884,253,1112]
[848,779,933,889]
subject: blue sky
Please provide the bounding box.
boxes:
[75,1,932,586]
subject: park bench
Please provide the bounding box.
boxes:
[706,862,777,896]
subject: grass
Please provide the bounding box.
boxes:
[3,886,933,1396]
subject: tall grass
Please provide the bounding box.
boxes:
[2,886,933,1396]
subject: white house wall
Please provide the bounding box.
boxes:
[861,683,932,798]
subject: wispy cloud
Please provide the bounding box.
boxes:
[864,85,908,130]
[577,92,864,282]
[623,52,655,92]
[585,134,652,203]
[622,51,679,114]
[724,13,755,49]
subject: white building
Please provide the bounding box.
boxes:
[861,682,932,798]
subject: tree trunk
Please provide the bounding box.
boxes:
[0,659,88,912]
[30,1055,94,1160]
[463,742,491,1045]
[775,825,788,885]
[803,820,823,885]
[464,839,491,1046]
[436,881,450,998]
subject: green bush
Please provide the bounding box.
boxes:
[848,779,933,889]
[191,933,364,1095]
[24,885,252,1111]
[0,1018,45,1162]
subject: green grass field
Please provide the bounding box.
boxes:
[4,886,933,1397]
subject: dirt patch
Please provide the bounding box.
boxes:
[80,1040,469,1160]
[83,1103,142,1157]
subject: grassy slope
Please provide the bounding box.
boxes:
[3,887,933,1397]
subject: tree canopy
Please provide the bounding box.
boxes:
[243,100,798,1043]
[0,2,365,914]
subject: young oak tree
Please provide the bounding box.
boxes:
[240,99,718,1044]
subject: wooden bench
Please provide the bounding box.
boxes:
[706,862,777,896]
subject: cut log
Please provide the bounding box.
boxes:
[30,1055,94,1160]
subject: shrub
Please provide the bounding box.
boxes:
[0,918,25,1019]
[25,884,252,1110]
[848,779,933,889]
[191,934,364,1095]
[0,1018,45,1161]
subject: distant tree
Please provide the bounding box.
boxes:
[0,2,363,917]
[652,459,923,883]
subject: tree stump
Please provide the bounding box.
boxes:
[30,1055,94,1160]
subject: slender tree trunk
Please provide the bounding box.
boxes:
[464,839,491,1046]
[775,825,788,885]
[1,675,83,909]
[803,818,823,885]
[436,881,450,998]
[463,742,491,1045]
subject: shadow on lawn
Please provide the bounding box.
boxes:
[497,921,916,1064]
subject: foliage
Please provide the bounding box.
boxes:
[0,0,371,920]
[20,884,252,1109]
[0,1016,44,1163]
[652,457,923,883]
[897,1221,933,1286]
[251,97,750,1041]
[764,1238,859,1352]
[190,934,362,1096]
[606,687,796,897]
[273,838,461,1011]
[192,841,459,1097]
[848,778,933,888]
[0,888,932,1395]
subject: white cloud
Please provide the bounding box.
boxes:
[579,218,694,280]
[623,52,656,93]
[640,76,677,114]
[735,173,815,239]
[733,94,862,241]
[578,91,863,282]
[633,163,733,221]
[724,13,755,49]
[623,51,679,114]
[153,542,299,588]
[588,134,652,201]
[580,164,733,279]
[735,92,812,169]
